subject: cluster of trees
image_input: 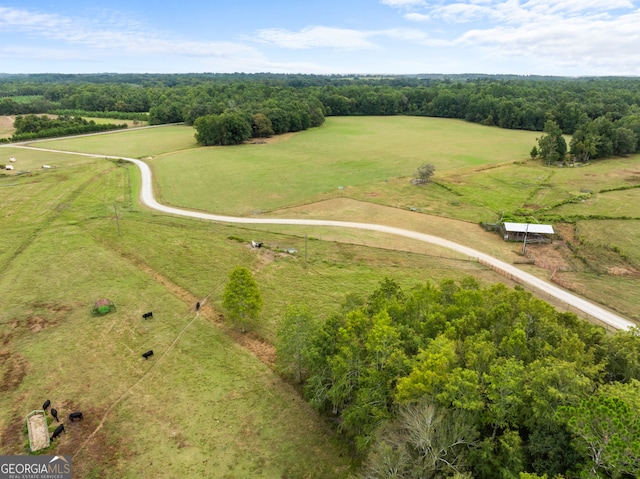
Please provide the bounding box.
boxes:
[193,100,325,146]
[3,73,640,156]
[0,74,640,142]
[6,114,126,142]
[276,277,640,478]
[535,116,640,164]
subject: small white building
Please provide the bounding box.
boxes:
[501,222,555,243]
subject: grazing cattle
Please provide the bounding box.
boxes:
[142,311,153,319]
[251,240,263,248]
[142,350,154,359]
[51,408,59,422]
[69,412,83,422]
[42,400,51,412]
[50,424,65,441]
[195,301,200,311]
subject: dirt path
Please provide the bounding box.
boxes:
[6,142,636,331]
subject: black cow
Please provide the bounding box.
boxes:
[51,408,59,422]
[142,350,154,360]
[69,412,83,422]
[142,311,153,319]
[50,424,65,441]
[195,301,200,311]
[42,399,50,412]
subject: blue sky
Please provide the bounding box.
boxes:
[1,0,639,75]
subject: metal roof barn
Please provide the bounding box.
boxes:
[503,223,555,235]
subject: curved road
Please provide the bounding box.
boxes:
[10,144,636,331]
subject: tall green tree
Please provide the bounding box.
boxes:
[222,266,262,333]
[194,111,252,146]
[276,305,318,383]
[557,380,640,478]
[537,120,567,165]
[251,112,274,138]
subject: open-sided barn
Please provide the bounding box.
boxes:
[501,222,555,243]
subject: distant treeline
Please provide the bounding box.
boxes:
[0,114,127,143]
[1,73,640,154]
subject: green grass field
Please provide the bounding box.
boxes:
[0,140,512,478]
[2,116,640,477]
[38,117,536,215]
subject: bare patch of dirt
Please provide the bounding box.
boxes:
[607,266,640,277]
[526,242,574,272]
[0,413,25,453]
[246,132,296,145]
[522,203,542,210]
[194,299,277,367]
[228,330,276,367]
[1,321,19,345]
[26,316,52,333]
[31,301,72,313]
[62,406,130,479]
[0,350,28,392]
[247,245,278,269]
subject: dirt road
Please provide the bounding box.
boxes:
[8,144,636,331]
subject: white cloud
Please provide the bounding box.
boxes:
[430,3,496,23]
[522,0,634,15]
[254,26,377,50]
[380,0,427,7]
[404,12,431,21]
[0,6,262,61]
[457,9,640,74]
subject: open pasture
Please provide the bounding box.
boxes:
[1,153,363,477]
[1,143,514,478]
[147,116,540,216]
[549,186,640,218]
[574,219,640,271]
[84,117,149,128]
[35,124,198,159]
[23,118,640,319]
[3,117,640,477]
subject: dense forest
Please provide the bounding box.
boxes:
[276,277,640,478]
[1,73,640,154]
